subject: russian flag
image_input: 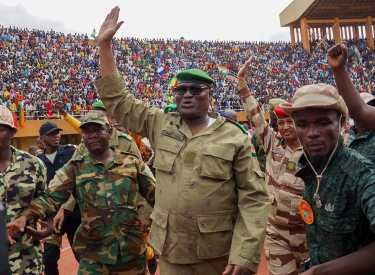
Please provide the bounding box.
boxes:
[157,66,165,76]
[293,73,300,86]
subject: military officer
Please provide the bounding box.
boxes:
[281,83,375,275]
[238,58,309,275]
[7,112,156,275]
[94,6,269,275]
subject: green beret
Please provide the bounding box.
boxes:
[92,101,107,110]
[268,98,287,112]
[176,69,214,86]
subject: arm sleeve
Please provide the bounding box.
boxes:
[136,161,156,209]
[64,113,81,133]
[19,163,76,224]
[95,70,164,148]
[241,89,274,154]
[229,139,269,273]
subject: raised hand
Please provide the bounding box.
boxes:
[327,42,348,71]
[237,56,253,80]
[97,6,124,45]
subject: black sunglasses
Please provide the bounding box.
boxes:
[173,85,212,96]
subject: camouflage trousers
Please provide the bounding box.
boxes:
[159,255,228,275]
[78,253,146,275]
[264,224,309,275]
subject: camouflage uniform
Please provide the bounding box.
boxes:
[95,71,269,274]
[296,139,375,273]
[71,128,154,220]
[346,126,375,164]
[19,148,156,271]
[241,91,309,275]
[251,133,266,172]
[1,146,46,275]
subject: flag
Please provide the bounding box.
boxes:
[19,103,25,127]
[12,112,18,128]
[168,76,178,87]
[157,66,165,75]
[352,46,361,59]
[135,53,142,65]
[217,65,228,75]
[167,46,174,54]
[90,28,96,40]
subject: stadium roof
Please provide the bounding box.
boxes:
[280,0,375,27]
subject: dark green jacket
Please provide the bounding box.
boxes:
[296,140,375,271]
[346,126,375,164]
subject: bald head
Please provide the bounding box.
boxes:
[225,110,238,121]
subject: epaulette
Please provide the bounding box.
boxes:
[225,119,248,135]
[119,132,133,141]
[164,104,177,113]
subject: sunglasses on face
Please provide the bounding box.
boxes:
[173,85,212,96]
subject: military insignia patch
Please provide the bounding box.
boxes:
[299,200,314,225]
[286,161,296,171]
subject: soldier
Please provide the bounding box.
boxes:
[55,101,153,233]
[38,121,80,274]
[7,112,156,275]
[280,83,375,275]
[238,58,309,274]
[345,92,375,164]
[327,42,375,132]
[94,7,269,275]
[0,105,49,274]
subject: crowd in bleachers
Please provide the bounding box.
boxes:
[0,25,374,119]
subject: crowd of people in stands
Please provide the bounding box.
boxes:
[0,25,374,119]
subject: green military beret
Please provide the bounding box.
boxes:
[79,112,109,128]
[268,98,287,112]
[92,101,107,110]
[176,69,214,86]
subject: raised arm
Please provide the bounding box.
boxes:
[327,43,375,131]
[237,57,274,153]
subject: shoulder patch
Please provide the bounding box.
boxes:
[119,132,133,141]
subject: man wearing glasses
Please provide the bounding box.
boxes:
[93,6,269,275]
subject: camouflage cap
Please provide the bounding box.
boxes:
[92,101,107,110]
[176,69,214,86]
[79,112,109,128]
[0,105,18,133]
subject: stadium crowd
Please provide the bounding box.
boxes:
[1,25,375,119]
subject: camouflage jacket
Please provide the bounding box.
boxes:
[346,126,375,164]
[296,140,375,269]
[95,71,269,273]
[67,128,154,220]
[241,91,305,230]
[19,148,156,265]
[1,146,46,275]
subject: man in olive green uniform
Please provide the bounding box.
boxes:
[281,84,375,275]
[94,7,269,275]
[7,112,156,275]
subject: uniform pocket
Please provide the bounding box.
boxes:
[153,140,181,173]
[197,213,233,259]
[149,206,169,255]
[201,146,234,180]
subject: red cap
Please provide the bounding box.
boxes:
[274,104,290,118]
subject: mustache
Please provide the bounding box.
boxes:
[306,141,323,146]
